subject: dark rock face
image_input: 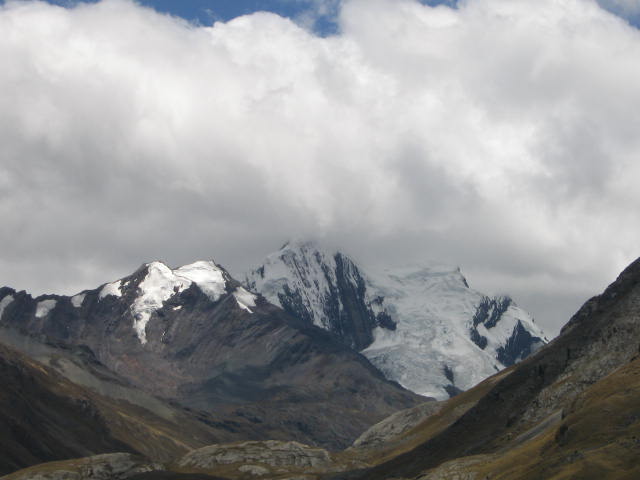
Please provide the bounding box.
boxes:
[496,320,545,366]
[331,253,381,350]
[473,296,513,329]
[469,296,513,352]
[469,296,544,366]
[278,284,315,326]
[0,262,423,451]
[469,327,488,350]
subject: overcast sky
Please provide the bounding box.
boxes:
[1,0,639,336]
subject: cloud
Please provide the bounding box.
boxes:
[0,0,639,335]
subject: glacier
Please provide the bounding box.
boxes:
[245,240,548,399]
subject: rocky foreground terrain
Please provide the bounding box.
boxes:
[1,255,638,479]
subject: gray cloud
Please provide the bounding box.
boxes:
[1,0,639,336]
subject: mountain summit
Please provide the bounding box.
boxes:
[245,240,548,399]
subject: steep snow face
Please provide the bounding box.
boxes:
[247,241,341,329]
[174,261,227,300]
[246,242,549,399]
[0,295,14,319]
[35,299,57,318]
[71,293,86,308]
[233,287,257,313]
[362,264,488,398]
[362,264,547,398]
[131,261,227,344]
[245,240,382,350]
[99,280,123,299]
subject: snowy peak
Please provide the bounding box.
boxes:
[80,259,255,344]
[366,264,471,303]
[249,240,341,329]
[125,260,232,344]
[246,240,392,350]
[6,258,256,346]
[246,241,549,399]
[173,261,228,300]
[0,258,426,452]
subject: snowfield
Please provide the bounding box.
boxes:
[246,240,548,399]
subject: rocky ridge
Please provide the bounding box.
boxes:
[0,259,422,452]
[178,440,332,471]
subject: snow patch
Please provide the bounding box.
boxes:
[0,295,14,319]
[131,260,226,344]
[234,287,257,313]
[71,293,86,308]
[35,299,57,318]
[174,261,226,300]
[99,280,123,299]
[131,262,190,344]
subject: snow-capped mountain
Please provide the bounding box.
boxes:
[246,243,384,351]
[0,259,422,449]
[245,240,549,399]
[93,260,256,344]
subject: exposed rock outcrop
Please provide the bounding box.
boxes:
[0,454,160,480]
[351,402,443,450]
[178,440,332,470]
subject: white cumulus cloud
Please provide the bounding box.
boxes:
[0,0,639,334]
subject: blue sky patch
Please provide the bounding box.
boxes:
[5,0,637,33]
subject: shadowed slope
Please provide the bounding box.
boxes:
[0,344,134,475]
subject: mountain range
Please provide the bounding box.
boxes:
[0,259,421,463]
[1,243,637,480]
